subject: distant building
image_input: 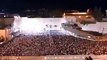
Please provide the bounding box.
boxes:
[102,10,107,22]
[102,18,107,22]
[63,12,95,24]
[0,13,14,28]
[0,13,14,41]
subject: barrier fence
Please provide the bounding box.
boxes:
[0,55,107,60]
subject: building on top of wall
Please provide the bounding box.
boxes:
[63,12,96,24]
[0,13,14,43]
[102,10,107,22]
[0,13,14,28]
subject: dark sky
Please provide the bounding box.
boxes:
[0,0,107,12]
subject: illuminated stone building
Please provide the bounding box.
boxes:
[63,12,95,24]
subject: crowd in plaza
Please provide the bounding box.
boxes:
[0,31,107,56]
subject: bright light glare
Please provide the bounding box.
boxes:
[71,12,87,14]
[12,17,71,35]
[61,18,67,23]
[19,19,44,34]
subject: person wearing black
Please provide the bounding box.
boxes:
[85,56,93,60]
[85,57,89,60]
[88,56,93,60]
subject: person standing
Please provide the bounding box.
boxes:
[88,56,93,60]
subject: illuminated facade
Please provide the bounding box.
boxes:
[63,12,95,23]
[0,14,14,41]
[13,16,67,35]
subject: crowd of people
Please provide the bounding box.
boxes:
[0,31,107,56]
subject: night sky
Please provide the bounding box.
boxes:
[0,0,107,12]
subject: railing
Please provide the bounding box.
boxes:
[0,55,107,60]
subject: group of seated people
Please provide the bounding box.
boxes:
[0,31,107,56]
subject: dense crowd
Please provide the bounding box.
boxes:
[0,32,107,56]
